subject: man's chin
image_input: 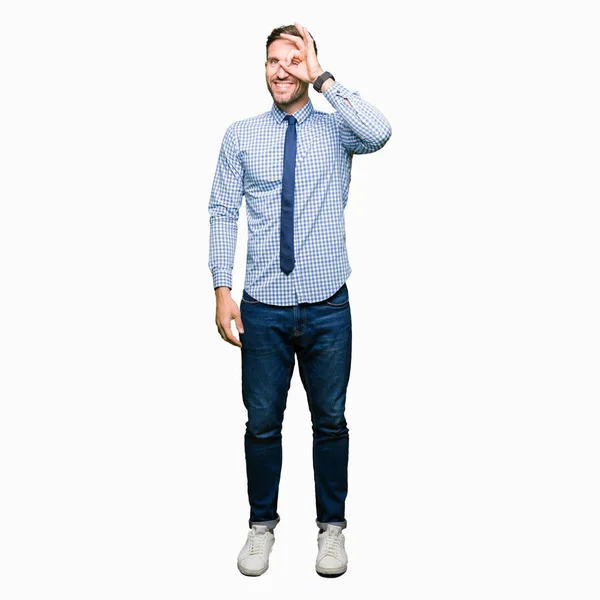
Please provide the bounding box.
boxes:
[275,96,295,107]
[271,88,295,104]
[269,85,306,107]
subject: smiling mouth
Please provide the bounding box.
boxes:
[273,81,295,91]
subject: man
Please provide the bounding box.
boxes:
[208,22,391,577]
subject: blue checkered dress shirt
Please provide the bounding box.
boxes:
[208,81,392,306]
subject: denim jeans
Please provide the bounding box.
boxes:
[239,282,352,531]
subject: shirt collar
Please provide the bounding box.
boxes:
[270,99,314,125]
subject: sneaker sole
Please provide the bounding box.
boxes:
[316,565,347,577]
[238,562,269,577]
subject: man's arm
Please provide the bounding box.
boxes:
[208,123,245,347]
[322,80,392,155]
[276,22,391,155]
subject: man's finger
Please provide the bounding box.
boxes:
[296,23,313,47]
[284,48,301,67]
[279,32,304,51]
[294,22,306,41]
[222,321,242,347]
[235,315,244,335]
[278,62,294,78]
[216,319,241,347]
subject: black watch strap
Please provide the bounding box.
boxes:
[313,71,335,93]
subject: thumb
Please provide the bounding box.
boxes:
[235,315,244,334]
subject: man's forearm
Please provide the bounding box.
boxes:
[208,193,240,291]
[323,80,391,147]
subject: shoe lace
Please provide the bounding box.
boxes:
[248,531,267,556]
[322,530,342,557]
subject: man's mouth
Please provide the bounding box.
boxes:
[273,81,295,92]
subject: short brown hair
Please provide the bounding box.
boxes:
[266,25,318,58]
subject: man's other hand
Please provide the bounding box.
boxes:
[215,287,244,348]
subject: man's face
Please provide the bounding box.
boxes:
[265,39,309,109]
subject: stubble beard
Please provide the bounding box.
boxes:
[267,77,308,108]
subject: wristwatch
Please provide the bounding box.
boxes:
[313,71,335,93]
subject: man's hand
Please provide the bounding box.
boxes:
[278,22,324,84]
[215,287,244,348]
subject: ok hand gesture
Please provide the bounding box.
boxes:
[278,22,324,84]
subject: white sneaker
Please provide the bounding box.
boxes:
[237,524,275,576]
[315,524,348,577]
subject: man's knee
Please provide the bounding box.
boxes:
[312,413,349,439]
[245,413,284,441]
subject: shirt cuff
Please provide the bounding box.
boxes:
[212,269,233,290]
[322,81,357,104]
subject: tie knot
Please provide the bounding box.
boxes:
[285,115,297,125]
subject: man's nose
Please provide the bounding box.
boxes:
[277,65,288,78]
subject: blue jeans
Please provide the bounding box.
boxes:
[239,282,352,531]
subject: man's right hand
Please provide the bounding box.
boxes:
[215,286,244,348]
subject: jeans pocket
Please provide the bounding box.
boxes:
[325,283,350,307]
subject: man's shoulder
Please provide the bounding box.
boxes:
[217,112,272,148]
[227,111,273,132]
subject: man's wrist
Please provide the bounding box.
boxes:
[312,70,335,93]
[320,77,335,92]
[310,69,325,84]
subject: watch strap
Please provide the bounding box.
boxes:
[313,71,335,93]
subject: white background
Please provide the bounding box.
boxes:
[1,0,599,598]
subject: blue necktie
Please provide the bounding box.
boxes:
[280,115,297,275]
